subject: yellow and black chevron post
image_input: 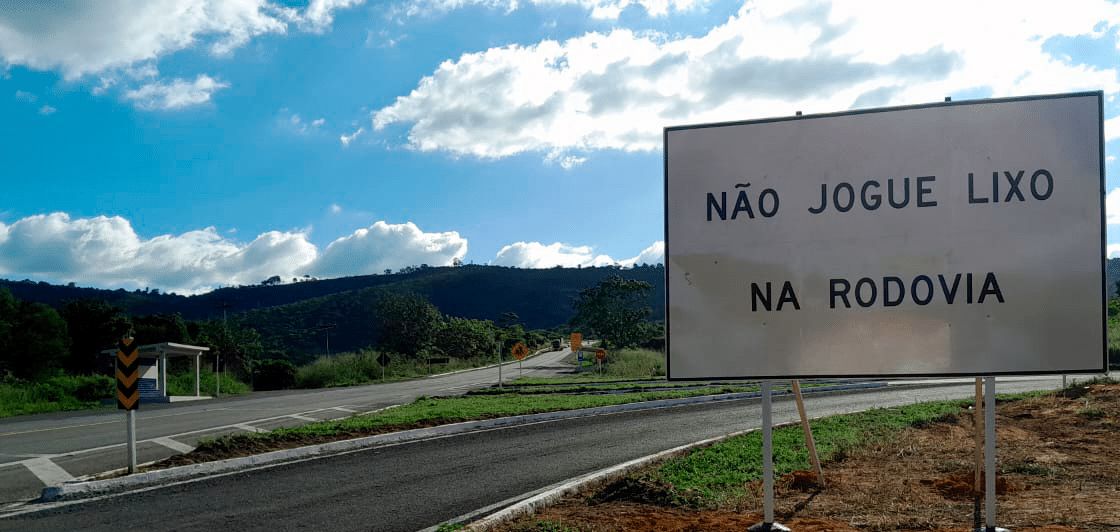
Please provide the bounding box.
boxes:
[116,338,140,410]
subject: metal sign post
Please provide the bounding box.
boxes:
[750,381,788,532]
[983,376,1006,532]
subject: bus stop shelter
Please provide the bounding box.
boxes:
[103,342,211,402]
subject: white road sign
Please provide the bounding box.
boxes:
[665,92,1106,379]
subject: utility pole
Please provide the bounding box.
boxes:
[316,323,337,356]
[214,299,234,398]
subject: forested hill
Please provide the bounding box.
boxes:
[0,264,667,330]
[5,255,1118,342]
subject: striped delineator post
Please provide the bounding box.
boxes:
[116,337,140,473]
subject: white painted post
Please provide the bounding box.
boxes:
[762,380,774,524]
[126,409,137,474]
[160,352,168,399]
[195,353,201,397]
[985,376,1000,531]
[749,381,789,532]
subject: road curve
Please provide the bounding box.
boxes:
[0,348,575,505]
[0,376,1067,532]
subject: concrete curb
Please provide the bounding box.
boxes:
[460,427,757,531]
[37,381,886,503]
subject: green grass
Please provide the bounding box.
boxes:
[567,348,666,378]
[0,374,115,418]
[295,349,497,388]
[166,371,251,396]
[651,400,969,502]
[192,386,760,450]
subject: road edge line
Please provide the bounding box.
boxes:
[34,382,888,504]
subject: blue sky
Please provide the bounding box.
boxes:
[2,0,1120,295]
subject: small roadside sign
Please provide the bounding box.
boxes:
[595,349,606,361]
[377,353,390,367]
[512,342,528,361]
[570,333,582,352]
[116,338,140,411]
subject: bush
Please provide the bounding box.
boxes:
[166,371,251,396]
[35,374,115,402]
[254,359,297,390]
[0,373,114,417]
[296,349,384,388]
[601,349,665,378]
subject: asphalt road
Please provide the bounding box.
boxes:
[0,375,1068,532]
[0,348,574,505]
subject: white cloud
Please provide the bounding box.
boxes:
[0,213,317,294]
[374,0,1120,164]
[13,90,35,102]
[302,0,367,31]
[124,74,229,110]
[310,221,467,277]
[0,212,469,294]
[399,0,706,19]
[0,1,364,108]
[493,242,615,268]
[329,203,344,214]
[492,240,664,268]
[1107,187,1120,225]
[1107,115,1120,143]
[0,1,283,79]
[620,240,663,267]
[1110,243,1120,258]
[340,126,365,146]
[38,104,56,115]
[282,110,328,134]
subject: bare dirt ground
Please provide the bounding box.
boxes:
[489,383,1120,532]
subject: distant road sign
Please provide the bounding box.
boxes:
[512,342,529,361]
[570,333,582,352]
[116,338,140,410]
[377,353,390,367]
[595,349,606,361]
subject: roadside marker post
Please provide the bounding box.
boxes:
[116,337,140,474]
[377,353,390,381]
[512,343,528,379]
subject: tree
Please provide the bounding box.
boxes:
[131,313,191,345]
[372,292,442,358]
[196,320,264,380]
[60,299,131,375]
[434,318,498,360]
[0,288,70,379]
[570,275,654,350]
[496,311,524,355]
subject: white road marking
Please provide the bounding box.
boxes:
[235,424,263,433]
[152,437,195,454]
[288,414,317,422]
[23,458,74,486]
[331,406,357,413]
